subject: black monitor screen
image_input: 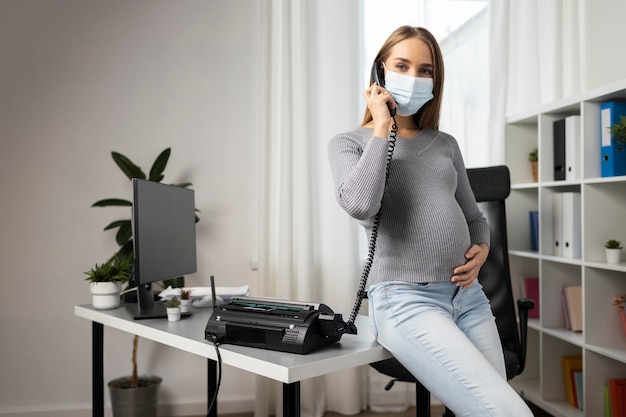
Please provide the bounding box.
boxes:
[128,178,197,319]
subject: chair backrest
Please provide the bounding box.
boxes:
[466,166,520,379]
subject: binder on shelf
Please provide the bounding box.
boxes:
[565,115,581,181]
[563,285,583,332]
[561,192,581,258]
[553,193,563,256]
[529,211,539,252]
[600,101,626,177]
[521,276,539,318]
[554,118,566,181]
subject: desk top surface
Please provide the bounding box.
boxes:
[75,304,390,383]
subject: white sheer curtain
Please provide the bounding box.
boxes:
[254,1,365,416]
[497,0,582,118]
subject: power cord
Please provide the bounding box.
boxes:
[346,116,398,333]
[206,340,223,417]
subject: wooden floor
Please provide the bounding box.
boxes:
[217,405,442,417]
[210,401,553,416]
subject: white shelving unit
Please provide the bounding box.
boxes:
[505,79,626,417]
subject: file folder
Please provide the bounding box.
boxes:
[565,115,580,180]
[553,193,563,256]
[561,192,581,258]
[554,118,566,181]
[600,101,626,177]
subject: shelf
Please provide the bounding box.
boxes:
[509,250,540,260]
[539,255,583,267]
[511,182,540,190]
[586,342,626,363]
[510,378,583,417]
[506,74,626,416]
[584,260,626,273]
[542,327,584,348]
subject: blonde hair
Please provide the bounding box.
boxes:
[362,26,444,130]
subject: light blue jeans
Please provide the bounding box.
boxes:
[368,280,533,417]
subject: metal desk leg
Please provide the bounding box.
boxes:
[207,359,217,417]
[93,322,104,417]
[283,382,300,417]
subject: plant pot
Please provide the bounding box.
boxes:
[108,375,161,417]
[620,310,626,336]
[530,161,538,182]
[90,282,122,309]
[166,307,181,321]
[179,299,191,313]
[606,248,622,264]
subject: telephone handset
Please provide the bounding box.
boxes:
[344,62,399,334]
[370,61,396,117]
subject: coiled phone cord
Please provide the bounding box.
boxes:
[345,117,398,334]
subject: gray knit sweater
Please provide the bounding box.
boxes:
[328,126,489,285]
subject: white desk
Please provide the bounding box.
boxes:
[75,304,390,417]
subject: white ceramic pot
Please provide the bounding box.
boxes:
[179,299,191,313]
[90,282,122,309]
[167,307,181,322]
[606,248,622,264]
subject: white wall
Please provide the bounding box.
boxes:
[0,1,262,415]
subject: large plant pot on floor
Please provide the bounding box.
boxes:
[108,376,162,417]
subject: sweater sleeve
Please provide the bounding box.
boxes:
[327,130,390,220]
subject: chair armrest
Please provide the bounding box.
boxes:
[515,297,535,376]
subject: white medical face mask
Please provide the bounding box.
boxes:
[384,70,434,117]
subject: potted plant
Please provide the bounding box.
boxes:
[166,297,182,322]
[605,239,623,264]
[178,288,192,313]
[528,147,538,182]
[108,335,162,417]
[91,147,199,291]
[613,294,626,335]
[84,255,132,309]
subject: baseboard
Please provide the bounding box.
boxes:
[0,397,255,417]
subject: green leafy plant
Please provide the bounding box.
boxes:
[84,254,133,283]
[528,148,538,163]
[166,297,181,308]
[92,148,199,288]
[609,115,626,147]
[605,239,623,250]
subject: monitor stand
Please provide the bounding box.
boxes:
[126,284,192,320]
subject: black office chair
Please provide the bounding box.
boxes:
[369,165,535,417]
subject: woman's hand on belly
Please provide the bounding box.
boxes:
[450,243,489,288]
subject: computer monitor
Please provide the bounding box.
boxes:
[126,178,197,319]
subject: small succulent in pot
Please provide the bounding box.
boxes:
[605,239,623,250]
[166,297,181,309]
